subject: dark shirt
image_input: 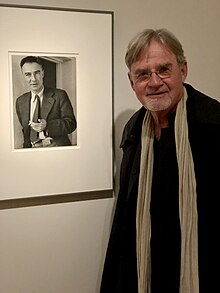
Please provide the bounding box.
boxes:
[151,128,181,293]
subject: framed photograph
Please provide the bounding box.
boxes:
[0,4,113,200]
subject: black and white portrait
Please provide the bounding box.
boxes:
[11,54,77,149]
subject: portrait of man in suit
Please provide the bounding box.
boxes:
[14,55,77,149]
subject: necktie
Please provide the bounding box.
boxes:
[30,95,41,143]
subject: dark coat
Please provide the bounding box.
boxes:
[100,84,220,293]
[16,87,77,148]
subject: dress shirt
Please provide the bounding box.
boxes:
[30,87,46,139]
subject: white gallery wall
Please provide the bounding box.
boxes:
[0,0,219,293]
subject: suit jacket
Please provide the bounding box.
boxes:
[100,84,220,293]
[16,87,76,148]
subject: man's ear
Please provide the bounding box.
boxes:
[181,61,188,82]
[128,72,135,91]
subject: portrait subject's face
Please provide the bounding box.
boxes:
[21,62,44,94]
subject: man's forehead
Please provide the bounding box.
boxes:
[142,41,175,59]
[131,42,177,70]
[22,62,43,71]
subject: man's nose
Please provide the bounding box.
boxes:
[30,73,37,80]
[147,72,163,86]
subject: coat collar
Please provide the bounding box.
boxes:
[120,107,146,150]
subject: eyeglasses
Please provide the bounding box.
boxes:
[130,64,173,84]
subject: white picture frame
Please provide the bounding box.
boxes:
[0,4,113,200]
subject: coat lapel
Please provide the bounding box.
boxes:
[41,88,55,119]
[127,141,141,199]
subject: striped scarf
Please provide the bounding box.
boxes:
[136,88,199,293]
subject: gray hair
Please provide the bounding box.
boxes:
[125,28,186,70]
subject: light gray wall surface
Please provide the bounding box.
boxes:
[0,0,219,292]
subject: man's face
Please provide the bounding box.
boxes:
[21,62,44,94]
[128,40,187,113]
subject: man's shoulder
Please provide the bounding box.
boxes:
[44,87,67,95]
[185,83,219,103]
[16,91,30,103]
[185,83,220,124]
[44,87,68,100]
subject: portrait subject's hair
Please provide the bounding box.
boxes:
[125,28,186,70]
[20,56,44,70]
